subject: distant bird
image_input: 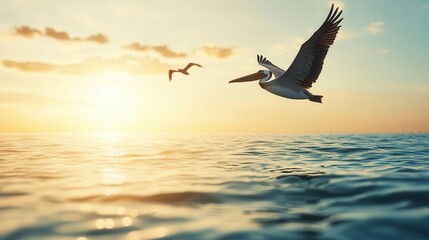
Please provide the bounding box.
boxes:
[168,63,203,81]
[229,4,343,103]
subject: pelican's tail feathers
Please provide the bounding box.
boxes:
[309,95,323,103]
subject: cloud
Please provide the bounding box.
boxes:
[2,55,172,75]
[365,21,384,34]
[3,60,57,72]
[13,26,109,44]
[272,20,382,52]
[330,21,384,43]
[201,46,234,59]
[124,42,151,52]
[378,48,390,55]
[0,92,64,106]
[44,27,74,41]
[152,45,187,58]
[422,4,429,10]
[124,42,234,59]
[337,29,360,41]
[123,43,187,58]
[85,34,108,44]
[13,26,42,38]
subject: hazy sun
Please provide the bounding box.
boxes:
[89,72,139,130]
[96,84,127,107]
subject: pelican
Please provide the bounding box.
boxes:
[229,4,343,103]
[169,63,203,81]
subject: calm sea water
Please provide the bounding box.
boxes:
[1,133,429,240]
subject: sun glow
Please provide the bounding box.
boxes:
[88,72,140,130]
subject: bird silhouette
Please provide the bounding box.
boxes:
[168,63,203,81]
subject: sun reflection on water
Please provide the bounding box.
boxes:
[121,217,133,227]
[100,167,126,186]
[127,227,168,240]
[116,207,125,215]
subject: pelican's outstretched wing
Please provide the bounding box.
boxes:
[183,62,203,71]
[280,4,343,89]
[257,55,285,78]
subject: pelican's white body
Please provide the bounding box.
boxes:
[257,70,311,100]
[263,83,309,99]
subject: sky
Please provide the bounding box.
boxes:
[0,0,428,133]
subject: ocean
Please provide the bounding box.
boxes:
[1,133,428,240]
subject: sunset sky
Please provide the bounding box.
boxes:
[1,0,428,133]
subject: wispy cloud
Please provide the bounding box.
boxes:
[124,42,151,52]
[152,45,187,58]
[327,21,384,43]
[337,29,360,41]
[14,26,41,38]
[124,43,187,58]
[273,18,381,52]
[3,60,57,72]
[125,42,235,59]
[421,4,429,10]
[201,46,234,59]
[2,55,172,75]
[378,48,390,55]
[0,92,65,106]
[365,21,384,34]
[13,26,109,44]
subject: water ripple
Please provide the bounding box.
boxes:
[0,133,428,240]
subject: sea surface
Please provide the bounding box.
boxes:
[0,133,429,240]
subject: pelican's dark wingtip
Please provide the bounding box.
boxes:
[326,3,334,21]
[257,54,266,64]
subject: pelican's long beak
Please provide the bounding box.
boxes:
[229,71,266,83]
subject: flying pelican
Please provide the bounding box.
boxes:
[169,63,203,81]
[229,4,343,103]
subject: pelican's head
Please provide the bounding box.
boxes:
[229,70,272,84]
